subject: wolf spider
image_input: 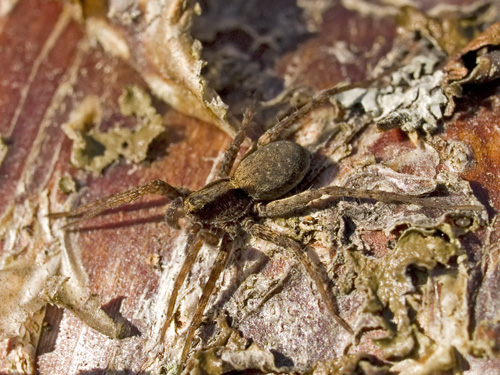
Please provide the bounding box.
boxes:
[55,80,481,371]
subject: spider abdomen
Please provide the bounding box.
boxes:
[232,140,310,200]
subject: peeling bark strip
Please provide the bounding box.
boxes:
[1,1,500,375]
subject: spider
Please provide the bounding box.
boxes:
[54,80,481,371]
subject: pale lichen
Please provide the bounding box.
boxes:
[335,55,448,134]
[62,86,165,174]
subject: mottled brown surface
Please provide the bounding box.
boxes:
[445,92,500,211]
[1,0,500,374]
[276,3,397,89]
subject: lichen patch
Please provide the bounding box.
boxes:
[62,86,165,174]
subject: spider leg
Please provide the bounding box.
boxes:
[160,224,204,342]
[179,233,233,369]
[256,186,484,218]
[239,263,297,323]
[217,108,255,179]
[245,221,353,335]
[50,179,190,225]
[256,64,404,148]
[256,80,377,147]
[164,196,185,229]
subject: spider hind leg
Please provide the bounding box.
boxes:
[245,221,353,335]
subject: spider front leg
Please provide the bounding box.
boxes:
[179,233,234,371]
[244,220,353,335]
[256,80,380,148]
[50,179,190,224]
[160,224,204,342]
[217,108,254,179]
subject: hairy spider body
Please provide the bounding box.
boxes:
[183,140,310,227]
[183,179,252,225]
[54,82,482,373]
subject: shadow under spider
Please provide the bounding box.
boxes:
[52,79,484,373]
